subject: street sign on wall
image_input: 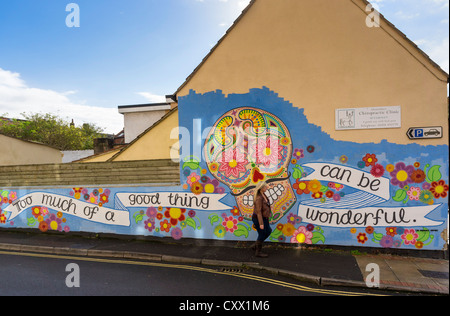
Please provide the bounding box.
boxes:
[407,126,443,140]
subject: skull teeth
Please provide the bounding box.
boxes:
[242,184,285,207]
[264,184,285,206]
[243,194,254,207]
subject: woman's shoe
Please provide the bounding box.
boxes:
[255,241,269,258]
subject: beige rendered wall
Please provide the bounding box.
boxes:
[111,109,179,161]
[0,134,62,166]
[177,0,448,146]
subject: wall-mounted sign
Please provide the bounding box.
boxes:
[407,126,443,140]
[336,106,401,131]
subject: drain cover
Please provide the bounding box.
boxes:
[218,267,244,273]
[419,270,449,279]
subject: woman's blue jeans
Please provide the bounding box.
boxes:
[252,215,272,242]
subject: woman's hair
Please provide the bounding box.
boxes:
[253,181,268,202]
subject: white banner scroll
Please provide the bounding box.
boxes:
[298,204,443,228]
[301,163,390,200]
[297,163,444,228]
[4,192,130,226]
[115,192,231,211]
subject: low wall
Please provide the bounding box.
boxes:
[0,160,180,187]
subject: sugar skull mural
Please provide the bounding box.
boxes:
[204,107,297,223]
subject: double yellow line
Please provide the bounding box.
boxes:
[0,250,385,296]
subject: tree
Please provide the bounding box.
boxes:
[0,113,104,150]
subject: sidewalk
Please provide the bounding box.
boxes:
[0,230,448,295]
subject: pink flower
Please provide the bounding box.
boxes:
[401,228,418,245]
[218,148,248,178]
[407,187,420,201]
[187,172,201,186]
[290,226,313,244]
[252,136,282,168]
[222,216,238,233]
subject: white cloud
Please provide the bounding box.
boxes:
[136,92,166,103]
[0,67,122,134]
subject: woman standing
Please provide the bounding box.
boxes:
[251,181,273,257]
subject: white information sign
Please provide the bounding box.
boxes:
[336,106,401,130]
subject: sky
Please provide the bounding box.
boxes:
[0,0,448,134]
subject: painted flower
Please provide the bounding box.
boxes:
[390,162,414,188]
[306,224,314,231]
[222,216,238,233]
[282,223,296,236]
[385,227,397,237]
[187,172,201,186]
[8,191,17,201]
[370,164,385,178]
[419,190,434,204]
[214,225,226,238]
[230,207,240,216]
[190,182,204,195]
[339,155,348,164]
[401,228,418,245]
[99,193,109,204]
[293,148,304,160]
[306,145,315,153]
[144,218,156,232]
[164,208,186,226]
[415,241,424,249]
[209,162,219,173]
[160,219,172,233]
[280,137,290,146]
[362,154,378,167]
[307,180,322,193]
[286,212,301,225]
[430,180,449,199]
[293,180,310,195]
[31,206,42,218]
[0,212,6,224]
[365,226,374,234]
[328,182,344,191]
[39,221,49,232]
[146,207,158,218]
[411,169,426,183]
[188,210,196,218]
[46,213,62,231]
[219,148,248,178]
[380,235,394,248]
[252,136,282,168]
[357,233,368,244]
[407,187,421,201]
[311,192,323,199]
[171,227,183,240]
[290,226,313,244]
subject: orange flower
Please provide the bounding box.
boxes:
[190,182,204,195]
[160,219,172,233]
[307,180,321,193]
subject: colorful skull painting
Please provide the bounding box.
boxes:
[204,107,297,223]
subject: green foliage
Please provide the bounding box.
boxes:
[0,113,104,150]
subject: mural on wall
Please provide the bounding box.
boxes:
[0,87,448,251]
